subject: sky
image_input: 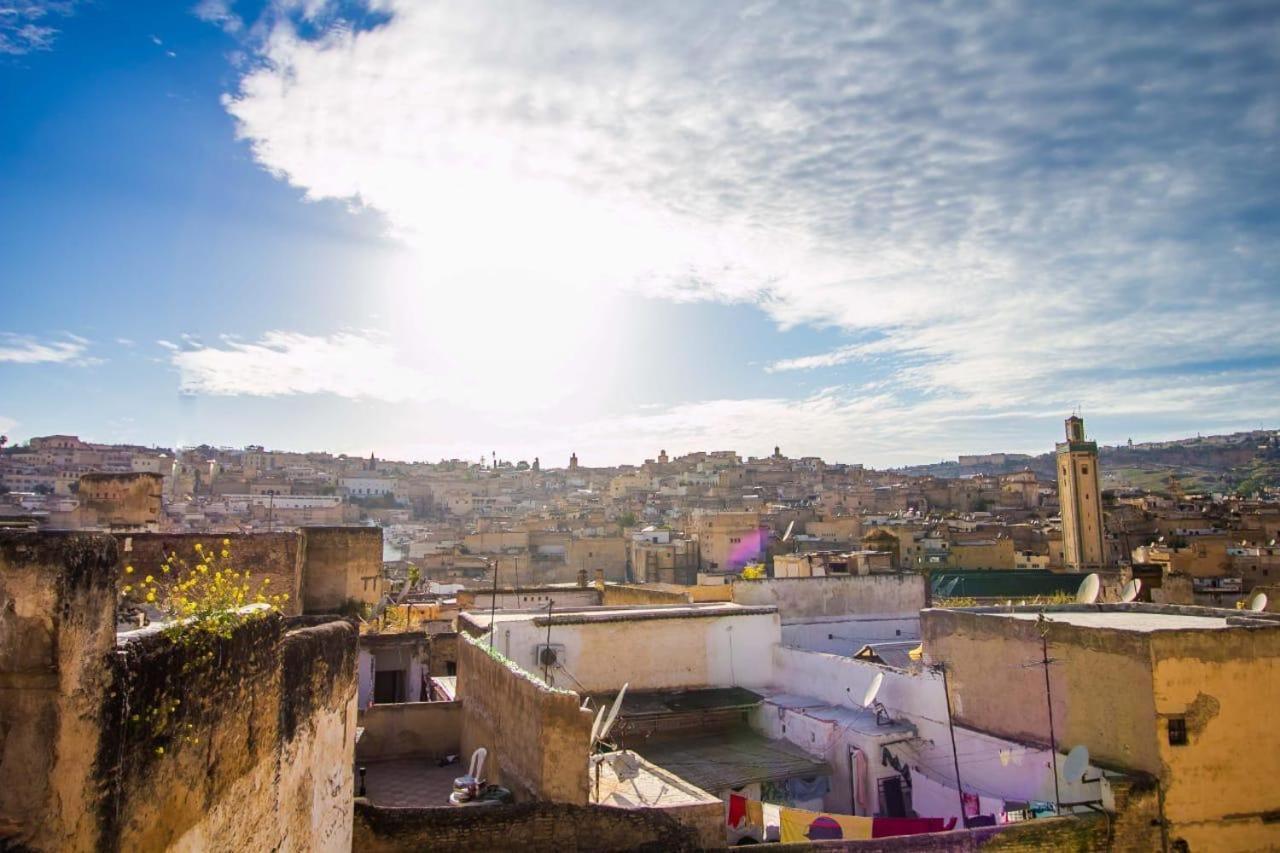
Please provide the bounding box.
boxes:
[1,0,1278,468]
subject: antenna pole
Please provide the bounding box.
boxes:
[1041,627,1062,813]
[488,557,499,650]
[543,600,554,683]
[937,663,968,827]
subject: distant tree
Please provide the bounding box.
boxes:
[617,511,638,529]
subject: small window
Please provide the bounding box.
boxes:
[1082,465,1089,475]
[1168,717,1188,746]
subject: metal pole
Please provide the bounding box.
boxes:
[543,600,554,683]
[938,663,968,827]
[1042,630,1062,813]
[488,557,499,650]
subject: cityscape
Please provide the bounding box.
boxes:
[3,1,1280,852]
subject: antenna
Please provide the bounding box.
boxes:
[1120,578,1142,603]
[1076,573,1101,604]
[782,520,795,542]
[1248,591,1268,612]
[1061,744,1089,781]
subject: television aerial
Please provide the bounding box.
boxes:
[1120,578,1142,603]
[1248,591,1268,612]
[1076,573,1101,604]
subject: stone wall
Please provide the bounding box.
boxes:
[0,530,359,852]
[730,574,927,624]
[601,584,692,606]
[118,531,305,615]
[457,632,593,804]
[351,800,700,853]
[356,701,461,761]
[301,526,384,612]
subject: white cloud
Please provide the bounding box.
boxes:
[192,0,241,34]
[0,1,77,54]
[169,330,428,402]
[0,333,92,364]
[215,2,1280,456]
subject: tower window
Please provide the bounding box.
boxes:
[1168,717,1188,746]
[1082,465,1089,474]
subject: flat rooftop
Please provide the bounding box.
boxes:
[590,751,720,809]
[936,603,1280,634]
[462,601,776,629]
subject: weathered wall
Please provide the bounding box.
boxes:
[356,701,461,761]
[601,584,691,606]
[921,609,1161,774]
[1149,628,1280,851]
[768,814,1114,851]
[780,616,921,652]
[352,800,700,852]
[301,526,384,612]
[731,574,926,624]
[491,607,779,693]
[117,532,305,615]
[458,587,602,612]
[98,617,358,853]
[0,532,118,851]
[457,633,593,804]
[78,472,163,529]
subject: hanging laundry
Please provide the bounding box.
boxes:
[871,816,958,838]
[785,775,831,802]
[778,806,873,842]
[726,793,747,828]
[962,791,980,817]
[745,799,763,830]
[762,802,781,842]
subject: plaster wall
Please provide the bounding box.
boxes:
[356,702,461,761]
[301,526,383,612]
[731,575,926,624]
[496,610,779,692]
[781,616,920,653]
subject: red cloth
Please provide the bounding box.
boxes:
[871,817,957,838]
[727,792,747,828]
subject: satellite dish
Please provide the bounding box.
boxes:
[1076,573,1101,604]
[589,707,607,744]
[1120,579,1142,603]
[782,520,795,542]
[1062,744,1090,781]
[861,672,885,708]
[1248,592,1268,612]
[539,646,559,667]
[598,683,629,743]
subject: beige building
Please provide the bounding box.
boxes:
[1056,416,1105,571]
[692,511,769,573]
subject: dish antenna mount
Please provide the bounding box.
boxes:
[849,672,894,726]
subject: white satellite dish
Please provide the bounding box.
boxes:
[1076,573,1101,604]
[1061,744,1089,781]
[861,672,884,708]
[1120,578,1142,603]
[598,683,629,743]
[782,520,795,542]
[589,707,607,744]
[1248,591,1268,612]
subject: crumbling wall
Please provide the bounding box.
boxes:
[96,616,357,852]
[0,531,118,851]
[116,532,305,615]
[300,526,383,613]
[351,800,700,852]
[601,584,692,606]
[457,633,593,804]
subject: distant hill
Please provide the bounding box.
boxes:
[893,429,1280,495]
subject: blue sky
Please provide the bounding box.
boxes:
[2,1,1278,467]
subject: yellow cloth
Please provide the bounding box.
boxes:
[745,799,763,829]
[779,806,873,842]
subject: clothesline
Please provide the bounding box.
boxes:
[728,792,957,843]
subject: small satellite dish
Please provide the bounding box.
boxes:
[1120,579,1142,603]
[1076,573,1101,604]
[861,672,884,708]
[782,520,795,542]
[1248,591,1268,612]
[1062,744,1090,781]
[589,707,607,744]
[598,683,629,743]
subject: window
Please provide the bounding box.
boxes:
[1082,465,1089,475]
[1168,717,1188,746]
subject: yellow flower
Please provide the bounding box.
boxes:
[124,565,134,575]
[220,550,229,559]
[155,746,164,755]
[144,575,154,584]
[122,585,133,594]
[262,578,270,585]
[146,591,156,603]
[222,538,230,546]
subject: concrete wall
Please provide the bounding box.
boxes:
[457,633,593,804]
[780,616,921,652]
[730,574,926,624]
[493,608,779,693]
[352,800,700,852]
[356,702,461,762]
[458,588,602,613]
[600,584,691,606]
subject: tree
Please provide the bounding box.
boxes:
[617,511,638,529]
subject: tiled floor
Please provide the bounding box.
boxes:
[360,758,462,808]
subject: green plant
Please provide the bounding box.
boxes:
[740,563,766,580]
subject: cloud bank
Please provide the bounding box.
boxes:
[211,1,1280,456]
[0,1,78,55]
